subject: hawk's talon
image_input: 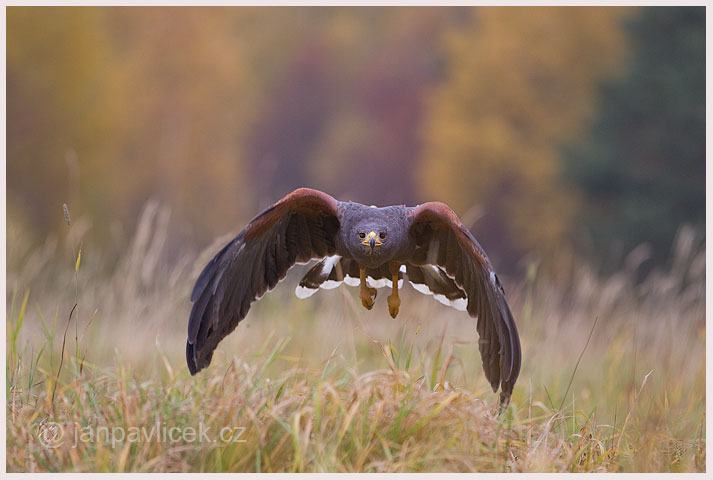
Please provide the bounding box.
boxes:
[359,286,377,310]
[359,266,378,310]
[387,293,400,318]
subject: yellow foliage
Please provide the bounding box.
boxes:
[419,7,634,260]
[7,7,123,234]
[8,7,635,256]
[7,7,264,242]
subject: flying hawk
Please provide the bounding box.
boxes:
[187,188,521,405]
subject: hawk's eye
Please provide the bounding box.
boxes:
[358,232,366,239]
[379,232,387,240]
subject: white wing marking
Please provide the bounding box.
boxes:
[407,280,467,312]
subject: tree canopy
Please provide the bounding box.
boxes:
[419,7,632,267]
[7,7,703,272]
[562,7,705,269]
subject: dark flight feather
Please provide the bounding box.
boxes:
[407,202,521,406]
[186,188,340,374]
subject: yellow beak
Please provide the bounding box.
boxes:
[361,231,382,247]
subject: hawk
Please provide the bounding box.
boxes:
[187,188,521,405]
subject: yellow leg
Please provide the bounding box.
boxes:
[359,266,377,310]
[387,263,401,318]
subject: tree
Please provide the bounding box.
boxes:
[7,7,122,238]
[563,7,705,268]
[419,7,631,269]
[7,8,259,246]
[247,8,449,208]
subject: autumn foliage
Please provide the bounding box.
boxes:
[7,7,704,270]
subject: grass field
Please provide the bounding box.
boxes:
[6,204,706,472]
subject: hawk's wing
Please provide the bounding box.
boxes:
[187,188,341,374]
[408,202,521,406]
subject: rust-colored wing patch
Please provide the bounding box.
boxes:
[245,188,340,240]
[407,202,490,269]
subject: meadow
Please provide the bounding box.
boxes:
[6,203,706,472]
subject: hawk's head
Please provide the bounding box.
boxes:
[342,206,406,269]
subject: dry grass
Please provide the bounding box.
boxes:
[6,203,706,472]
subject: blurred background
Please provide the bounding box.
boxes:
[7,6,705,276]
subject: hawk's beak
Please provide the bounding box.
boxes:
[362,231,382,249]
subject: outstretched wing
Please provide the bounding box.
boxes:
[408,202,521,406]
[187,188,341,374]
